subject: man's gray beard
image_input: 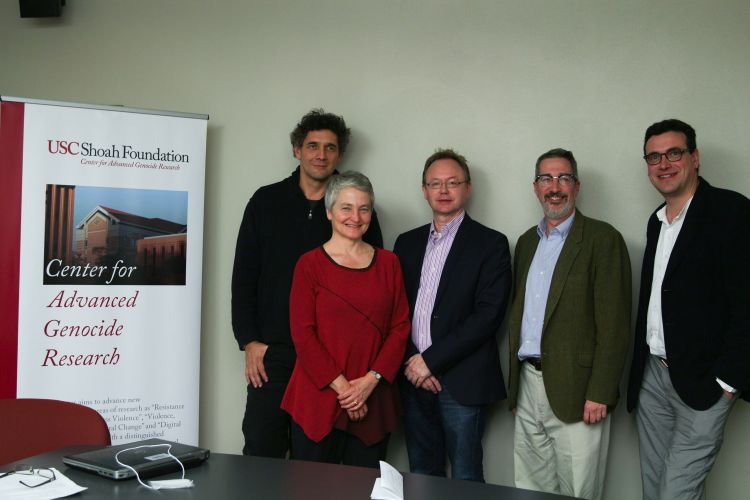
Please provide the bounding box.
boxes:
[542,198,574,221]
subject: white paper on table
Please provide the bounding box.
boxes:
[0,468,87,499]
[370,460,404,500]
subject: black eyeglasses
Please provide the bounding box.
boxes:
[534,173,577,187]
[643,147,690,165]
[0,464,56,488]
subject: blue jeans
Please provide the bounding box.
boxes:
[402,382,487,482]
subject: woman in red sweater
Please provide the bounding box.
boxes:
[281,171,410,467]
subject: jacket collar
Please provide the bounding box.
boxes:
[434,213,471,303]
[662,176,710,278]
[543,210,585,323]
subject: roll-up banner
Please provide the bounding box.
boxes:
[0,96,207,445]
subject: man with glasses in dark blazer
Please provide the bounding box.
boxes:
[394,148,511,482]
[628,119,750,500]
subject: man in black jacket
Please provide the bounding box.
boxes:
[231,109,383,457]
[627,119,750,500]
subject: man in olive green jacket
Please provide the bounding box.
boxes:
[507,148,631,500]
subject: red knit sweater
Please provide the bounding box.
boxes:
[281,247,410,445]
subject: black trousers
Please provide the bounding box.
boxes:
[242,378,291,458]
[290,421,389,469]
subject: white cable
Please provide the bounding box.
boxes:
[114,443,193,490]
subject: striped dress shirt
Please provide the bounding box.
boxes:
[411,212,465,353]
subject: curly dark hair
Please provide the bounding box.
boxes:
[289,109,351,154]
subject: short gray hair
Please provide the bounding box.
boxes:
[324,171,375,211]
[535,148,578,178]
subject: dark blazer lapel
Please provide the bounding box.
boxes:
[544,212,584,324]
[664,178,709,279]
[645,211,662,259]
[432,215,472,310]
[403,225,430,311]
[641,212,661,296]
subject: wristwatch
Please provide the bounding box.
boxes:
[369,369,382,381]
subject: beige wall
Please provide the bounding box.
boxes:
[2,1,749,497]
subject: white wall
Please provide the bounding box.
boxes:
[2,1,748,498]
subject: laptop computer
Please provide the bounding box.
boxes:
[63,438,210,480]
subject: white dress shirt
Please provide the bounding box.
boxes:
[646,198,692,357]
[646,196,734,393]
